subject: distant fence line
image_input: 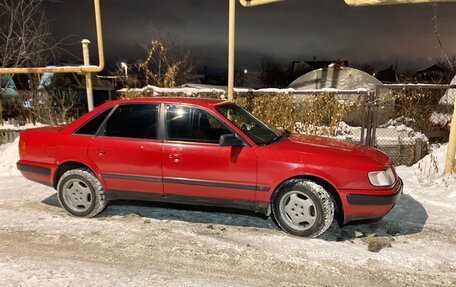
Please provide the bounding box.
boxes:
[0,129,21,144]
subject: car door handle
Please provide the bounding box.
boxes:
[169,153,182,162]
[97,149,106,155]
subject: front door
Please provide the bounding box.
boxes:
[162,104,258,205]
[88,103,163,196]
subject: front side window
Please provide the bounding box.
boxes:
[76,107,113,135]
[166,105,231,144]
[103,104,159,139]
[215,103,279,145]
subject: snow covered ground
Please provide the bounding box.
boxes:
[0,140,455,286]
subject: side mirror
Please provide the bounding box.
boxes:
[219,134,245,147]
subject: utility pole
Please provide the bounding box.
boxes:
[82,39,94,111]
[445,96,456,173]
[228,0,236,102]
[227,0,283,102]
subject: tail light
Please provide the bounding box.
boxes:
[19,138,26,157]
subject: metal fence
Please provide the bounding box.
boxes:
[0,129,21,144]
[367,84,455,166]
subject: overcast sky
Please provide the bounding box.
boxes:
[46,0,456,71]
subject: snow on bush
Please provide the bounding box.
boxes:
[380,117,429,144]
[411,143,451,185]
[294,121,359,141]
[394,143,455,190]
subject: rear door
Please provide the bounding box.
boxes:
[88,103,163,196]
[162,104,258,204]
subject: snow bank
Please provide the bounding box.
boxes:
[0,122,45,131]
[397,143,453,186]
[394,144,456,226]
[0,137,20,176]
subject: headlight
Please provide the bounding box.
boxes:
[368,168,395,187]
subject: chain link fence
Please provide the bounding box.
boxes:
[373,84,455,166]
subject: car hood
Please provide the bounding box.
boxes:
[276,133,390,167]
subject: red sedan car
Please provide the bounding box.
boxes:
[17,97,402,237]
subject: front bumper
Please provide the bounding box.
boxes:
[341,178,403,224]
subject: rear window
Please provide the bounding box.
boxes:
[76,108,113,135]
[104,104,159,139]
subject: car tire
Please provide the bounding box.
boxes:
[272,180,334,238]
[57,168,107,218]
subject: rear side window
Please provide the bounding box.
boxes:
[76,108,113,135]
[166,105,231,144]
[104,104,159,139]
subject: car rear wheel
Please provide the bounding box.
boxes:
[57,168,107,217]
[272,180,334,237]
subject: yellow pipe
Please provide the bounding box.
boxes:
[82,40,94,111]
[239,0,284,7]
[0,0,105,74]
[228,0,236,102]
[344,0,456,6]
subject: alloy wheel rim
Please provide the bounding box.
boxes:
[279,190,318,231]
[62,179,93,213]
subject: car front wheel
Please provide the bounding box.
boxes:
[57,168,107,218]
[272,179,334,237]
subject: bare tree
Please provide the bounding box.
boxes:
[259,55,288,88]
[137,33,194,88]
[431,4,456,78]
[0,0,60,123]
[0,0,59,68]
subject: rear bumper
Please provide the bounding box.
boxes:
[341,178,403,224]
[17,160,55,187]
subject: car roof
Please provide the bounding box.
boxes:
[108,97,227,108]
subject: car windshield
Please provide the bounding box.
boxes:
[215,103,282,145]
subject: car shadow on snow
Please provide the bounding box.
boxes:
[41,193,277,229]
[41,193,427,241]
[321,194,428,242]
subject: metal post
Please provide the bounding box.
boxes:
[365,92,373,146]
[82,39,94,111]
[228,0,236,102]
[360,92,367,144]
[227,0,283,101]
[445,97,456,173]
[371,86,380,146]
